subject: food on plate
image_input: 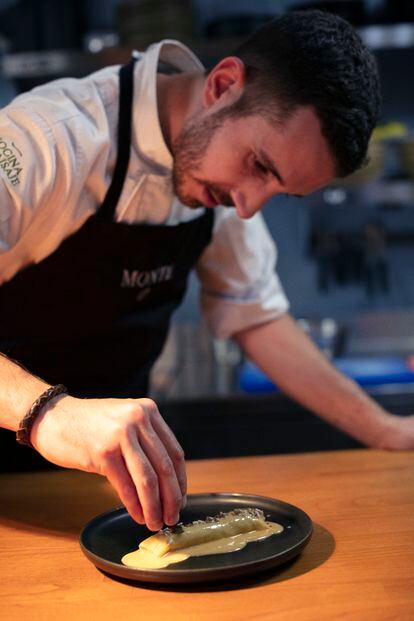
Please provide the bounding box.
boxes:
[122,507,284,569]
[140,507,269,555]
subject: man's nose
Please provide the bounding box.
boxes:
[230,186,276,220]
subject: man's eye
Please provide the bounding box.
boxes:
[254,160,268,175]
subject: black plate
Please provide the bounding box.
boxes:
[80,492,312,584]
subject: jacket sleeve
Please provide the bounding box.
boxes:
[196,208,289,339]
[0,76,114,285]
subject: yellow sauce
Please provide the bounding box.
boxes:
[121,521,283,570]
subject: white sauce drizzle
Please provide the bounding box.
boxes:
[122,521,283,569]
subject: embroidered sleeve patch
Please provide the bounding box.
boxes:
[0,137,23,186]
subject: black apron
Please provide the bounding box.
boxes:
[0,59,214,401]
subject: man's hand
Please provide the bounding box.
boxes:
[376,414,414,450]
[31,395,186,531]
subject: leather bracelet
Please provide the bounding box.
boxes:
[16,384,68,448]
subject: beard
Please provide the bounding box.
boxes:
[172,110,234,208]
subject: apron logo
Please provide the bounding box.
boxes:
[121,265,174,292]
[0,138,23,186]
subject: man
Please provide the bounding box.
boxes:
[0,10,412,532]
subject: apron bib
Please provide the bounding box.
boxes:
[0,59,214,398]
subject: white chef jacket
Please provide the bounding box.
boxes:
[0,39,289,339]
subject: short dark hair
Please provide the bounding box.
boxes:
[229,10,381,177]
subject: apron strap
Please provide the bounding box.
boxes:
[97,58,136,221]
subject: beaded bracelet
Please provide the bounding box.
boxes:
[16,384,68,448]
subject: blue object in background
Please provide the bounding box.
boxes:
[239,356,414,393]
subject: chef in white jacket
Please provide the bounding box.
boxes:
[0,11,412,531]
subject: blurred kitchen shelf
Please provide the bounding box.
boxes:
[3,23,414,81]
[359,23,414,50]
[0,37,244,80]
[324,179,414,208]
[0,47,132,80]
[361,179,414,206]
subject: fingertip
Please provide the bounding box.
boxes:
[124,501,145,525]
[147,521,163,532]
[131,510,145,525]
[144,509,163,532]
[164,513,179,527]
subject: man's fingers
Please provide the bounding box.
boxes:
[138,398,187,503]
[102,452,145,524]
[122,428,164,531]
[86,398,187,531]
[134,405,183,526]
[150,408,187,502]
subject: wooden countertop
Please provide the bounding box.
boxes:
[1,449,413,620]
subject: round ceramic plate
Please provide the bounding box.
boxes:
[80,492,313,584]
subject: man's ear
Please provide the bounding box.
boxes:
[202,56,246,109]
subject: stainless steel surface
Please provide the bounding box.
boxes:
[150,322,241,401]
[345,309,414,356]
